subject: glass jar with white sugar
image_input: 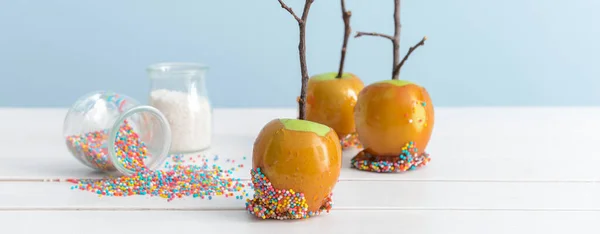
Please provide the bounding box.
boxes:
[147,62,213,154]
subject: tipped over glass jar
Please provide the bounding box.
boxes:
[63,91,172,176]
[147,62,213,154]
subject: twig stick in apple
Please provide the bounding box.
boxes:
[354,32,393,41]
[392,36,427,79]
[277,0,315,120]
[354,0,401,80]
[336,0,352,78]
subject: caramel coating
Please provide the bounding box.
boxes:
[354,82,434,156]
[252,119,342,212]
[306,73,364,139]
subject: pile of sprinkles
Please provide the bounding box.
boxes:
[340,132,362,149]
[245,168,333,220]
[66,118,250,201]
[351,141,430,173]
[65,121,148,172]
[68,151,249,201]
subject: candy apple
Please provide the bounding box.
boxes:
[355,80,434,156]
[246,0,342,220]
[305,0,363,149]
[352,0,432,173]
[306,72,364,139]
[249,119,341,216]
[351,79,434,173]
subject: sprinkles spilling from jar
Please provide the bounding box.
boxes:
[351,141,430,173]
[65,120,148,172]
[66,118,250,202]
[245,168,333,220]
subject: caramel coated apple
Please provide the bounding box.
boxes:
[354,80,434,156]
[252,118,342,212]
[306,72,364,139]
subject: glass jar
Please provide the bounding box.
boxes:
[147,62,213,154]
[63,91,172,176]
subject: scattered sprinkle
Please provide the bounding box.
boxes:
[350,141,430,173]
[66,118,250,202]
[68,153,248,201]
[245,168,333,220]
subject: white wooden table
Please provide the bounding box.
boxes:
[1,107,599,233]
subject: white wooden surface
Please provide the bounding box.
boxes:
[1,107,600,233]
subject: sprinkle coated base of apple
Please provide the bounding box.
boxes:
[245,168,334,220]
[351,141,431,173]
[351,79,435,173]
[246,118,342,219]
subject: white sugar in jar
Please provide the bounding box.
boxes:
[147,63,212,153]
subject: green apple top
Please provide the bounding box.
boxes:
[280,119,331,137]
[376,79,415,87]
[311,72,354,81]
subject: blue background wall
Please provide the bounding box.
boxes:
[1,0,599,108]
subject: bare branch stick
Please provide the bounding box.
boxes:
[354,0,403,79]
[336,0,352,78]
[278,0,314,120]
[278,0,302,23]
[392,36,427,78]
[354,31,393,41]
[301,0,315,21]
[296,0,314,120]
[392,0,401,79]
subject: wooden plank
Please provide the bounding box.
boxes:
[1,107,600,182]
[1,133,599,182]
[0,181,599,210]
[1,210,598,234]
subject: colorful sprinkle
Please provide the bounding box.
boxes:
[68,154,248,202]
[245,168,333,220]
[350,141,431,173]
[66,119,249,202]
[114,122,148,171]
[65,121,148,172]
[340,132,362,149]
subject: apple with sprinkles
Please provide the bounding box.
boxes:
[351,0,434,173]
[245,0,342,220]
